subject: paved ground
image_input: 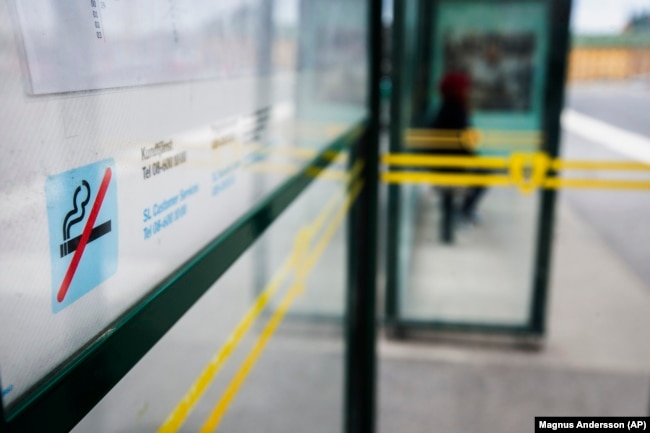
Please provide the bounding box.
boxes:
[568,81,650,137]
[385,82,650,431]
[563,81,650,287]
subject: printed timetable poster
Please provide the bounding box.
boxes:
[431,0,549,135]
[14,0,258,94]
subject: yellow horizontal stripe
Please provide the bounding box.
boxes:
[407,128,465,136]
[383,171,650,190]
[407,135,465,144]
[481,133,541,140]
[482,140,541,147]
[267,146,317,159]
[405,141,540,153]
[382,153,509,169]
[257,146,349,164]
[545,178,650,190]
[246,158,361,260]
[406,136,541,145]
[552,160,650,172]
[382,171,512,187]
[407,128,540,137]
[406,142,469,149]
[248,162,299,176]
[248,161,356,182]
[384,152,650,173]
[406,128,542,150]
[479,144,539,152]
[481,142,538,148]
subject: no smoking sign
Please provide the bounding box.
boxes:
[45,159,118,313]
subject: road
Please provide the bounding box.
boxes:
[561,81,650,287]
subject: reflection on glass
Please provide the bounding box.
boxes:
[444,31,536,111]
[396,0,548,327]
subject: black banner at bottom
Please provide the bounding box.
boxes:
[536,417,648,432]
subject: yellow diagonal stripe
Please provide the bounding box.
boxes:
[155,257,293,433]
[198,178,364,433]
[197,280,304,433]
[158,159,364,433]
[305,179,364,272]
[308,161,364,236]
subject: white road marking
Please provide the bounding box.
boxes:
[561,109,650,164]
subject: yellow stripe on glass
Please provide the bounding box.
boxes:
[199,178,364,433]
[383,152,650,192]
[405,128,542,150]
[157,159,363,433]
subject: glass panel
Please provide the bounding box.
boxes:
[393,0,550,326]
[70,160,357,432]
[0,0,367,407]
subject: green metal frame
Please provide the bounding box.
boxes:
[385,0,408,335]
[1,123,367,433]
[344,1,381,432]
[530,0,573,335]
[385,0,573,337]
[386,0,433,336]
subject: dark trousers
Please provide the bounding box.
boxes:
[461,186,487,217]
[439,185,488,244]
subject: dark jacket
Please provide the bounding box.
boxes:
[429,99,475,158]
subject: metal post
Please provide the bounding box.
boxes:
[344,0,381,431]
[384,0,405,333]
[529,0,573,335]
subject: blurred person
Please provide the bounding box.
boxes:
[429,71,487,234]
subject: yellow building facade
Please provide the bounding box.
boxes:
[568,35,650,81]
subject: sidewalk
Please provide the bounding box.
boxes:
[377,197,650,432]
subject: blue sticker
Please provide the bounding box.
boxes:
[45,159,118,313]
[1,385,13,397]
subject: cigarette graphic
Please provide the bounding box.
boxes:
[59,220,112,257]
[58,178,112,257]
[57,168,113,303]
